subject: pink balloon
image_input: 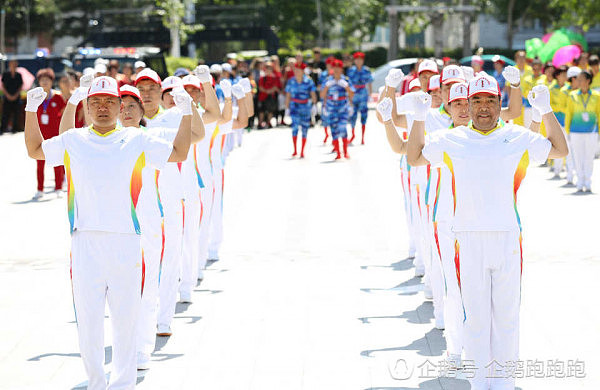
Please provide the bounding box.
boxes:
[553,45,582,67]
[542,33,553,43]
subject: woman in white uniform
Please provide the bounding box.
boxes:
[23,76,192,390]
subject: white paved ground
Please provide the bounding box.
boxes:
[0,115,598,390]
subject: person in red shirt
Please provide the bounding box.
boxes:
[258,62,282,128]
[32,68,66,200]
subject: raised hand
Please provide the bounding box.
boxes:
[25,87,47,112]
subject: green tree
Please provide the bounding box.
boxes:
[549,0,600,32]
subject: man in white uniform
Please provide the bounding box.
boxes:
[24,77,192,390]
[407,77,568,390]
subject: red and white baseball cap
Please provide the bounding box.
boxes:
[467,75,501,98]
[441,65,466,85]
[88,76,120,98]
[181,75,201,89]
[134,68,161,86]
[418,59,439,75]
[408,78,421,91]
[119,85,141,100]
[448,82,468,103]
[471,55,484,66]
[161,76,183,92]
[428,74,440,91]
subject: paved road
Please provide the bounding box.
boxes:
[0,117,598,389]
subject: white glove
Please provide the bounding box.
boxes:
[79,73,94,89]
[531,107,542,123]
[240,77,252,94]
[25,87,47,112]
[219,79,232,99]
[311,104,317,118]
[325,79,336,88]
[502,65,521,86]
[385,68,405,88]
[528,85,552,115]
[194,65,212,83]
[338,79,349,89]
[68,86,88,106]
[171,87,193,116]
[461,66,474,82]
[231,84,245,99]
[412,91,432,121]
[377,97,393,122]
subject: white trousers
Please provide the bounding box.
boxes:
[433,221,462,355]
[400,158,416,257]
[137,225,162,356]
[565,134,576,182]
[157,199,184,327]
[455,230,522,390]
[235,128,244,147]
[409,181,426,274]
[208,167,224,260]
[570,132,598,190]
[198,179,214,274]
[71,231,142,390]
[426,217,444,328]
[180,194,201,296]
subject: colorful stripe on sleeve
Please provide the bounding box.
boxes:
[443,152,456,214]
[64,151,75,234]
[513,151,529,232]
[130,153,145,234]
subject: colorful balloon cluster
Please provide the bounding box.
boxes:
[525,28,588,67]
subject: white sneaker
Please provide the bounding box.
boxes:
[137,352,150,370]
[435,320,445,330]
[415,267,425,277]
[179,291,192,303]
[32,191,43,201]
[156,324,172,337]
[197,269,204,281]
[424,287,433,300]
[55,189,64,198]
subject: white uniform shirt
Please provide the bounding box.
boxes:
[42,126,172,235]
[424,106,453,214]
[422,122,551,232]
[146,108,185,204]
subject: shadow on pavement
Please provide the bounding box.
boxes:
[361,328,446,358]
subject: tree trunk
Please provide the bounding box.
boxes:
[507,0,516,50]
[170,10,181,58]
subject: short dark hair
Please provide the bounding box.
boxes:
[553,65,568,78]
[589,55,599,66]
[531,59,542,67]
[36,68,55,81]
[580,70,593,81]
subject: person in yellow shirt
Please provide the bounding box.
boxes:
[538,61,555,86]
[519,59,544,128]
[513,51,533,126]
[564,70,599,192]
[589,55,600,91]
[562,66,582,184]
[548,66,569,177]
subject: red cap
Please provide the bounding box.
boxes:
[325,56,335,65]
[353,51,365,59]
[294,62,307,70]
[332,59,344,68]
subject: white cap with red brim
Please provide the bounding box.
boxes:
[161,76,183,92]
[441,65,466,85]
[467,75,501,98]
[88,76,120,98]
[134,68,161,86]
[418,59,439,75]
[408,78,421,91]
[181,75,201,89]
[428,74,441,91]
[119,85,141,100]
[448,82,469,103]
